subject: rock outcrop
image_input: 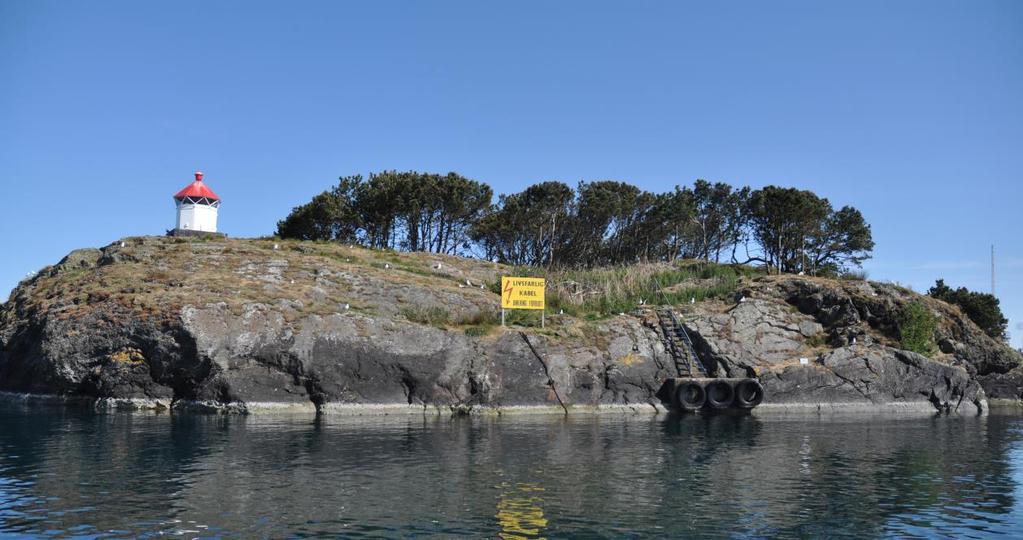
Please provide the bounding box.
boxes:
[683,296,987,412]
[1,237,1018,414]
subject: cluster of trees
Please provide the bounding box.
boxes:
[277,171,874,274]
[276,172,492,255]
[928,279,1008,340]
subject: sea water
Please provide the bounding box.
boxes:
[1,407,1021,538]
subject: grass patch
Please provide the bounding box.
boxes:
[805,333,826,348]
[400,306,451,327]
[541,261,759,318]
[464,326,490,337]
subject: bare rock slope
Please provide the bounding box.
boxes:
[1,237,1019,414]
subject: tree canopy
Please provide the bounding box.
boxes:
[928,279,1008,341]
[277,171,491,255]
[744,186,873,274]
[275,175,361,242]
[276,171,875,273]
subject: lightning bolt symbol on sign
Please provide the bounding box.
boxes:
[504,282,514,302]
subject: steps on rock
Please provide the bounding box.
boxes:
[656,308,708,378]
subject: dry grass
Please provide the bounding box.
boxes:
[10,237,762,334]
[108,347,146,364]
[12,236,508,328]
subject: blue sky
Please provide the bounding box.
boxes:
[2,1,1021,346]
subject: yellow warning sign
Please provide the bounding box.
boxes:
[501,276,546,310]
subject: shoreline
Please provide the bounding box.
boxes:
[0,391,997,416]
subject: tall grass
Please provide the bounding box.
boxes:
[516,260,760,318]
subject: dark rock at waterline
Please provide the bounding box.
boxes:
[977,368,1023,401]
[760,347,984,412]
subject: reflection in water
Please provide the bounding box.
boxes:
[0,406,1021,538]
[496,482,547,540]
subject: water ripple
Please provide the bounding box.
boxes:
[0,410,1022,537]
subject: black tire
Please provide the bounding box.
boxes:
[705,380,735,409]
[675,381,707,411]
[734,379,764,409]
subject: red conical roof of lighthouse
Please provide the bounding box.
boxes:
[174,171,220,201]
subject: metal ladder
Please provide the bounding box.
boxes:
[656,308,708,378]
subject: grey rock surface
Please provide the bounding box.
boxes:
[2,239,1019,414]
[758,347,983,412]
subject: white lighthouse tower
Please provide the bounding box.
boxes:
[172,171,222,236]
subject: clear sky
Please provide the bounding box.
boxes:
[2,1,1021,346]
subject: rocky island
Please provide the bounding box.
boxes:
[1,236,1020,415]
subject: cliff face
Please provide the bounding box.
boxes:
[1,237,1019,414]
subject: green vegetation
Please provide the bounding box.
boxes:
[276,172,874,274]
[542,261,760,318]
[471,180,574,267]
[928,279,1008,341]
[400,306,451,327]
[745,186,874,275]
[277,171,492,255]
[805,333,826,348]
[840,269,869,281]
[463,326,490,337]
[897,301,938,356]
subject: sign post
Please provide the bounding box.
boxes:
[500,276,546,328]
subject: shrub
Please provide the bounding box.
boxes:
[805,333,826,348]
[897,301,937,356]
[840,269,868,281]
[928,279,1008,340]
